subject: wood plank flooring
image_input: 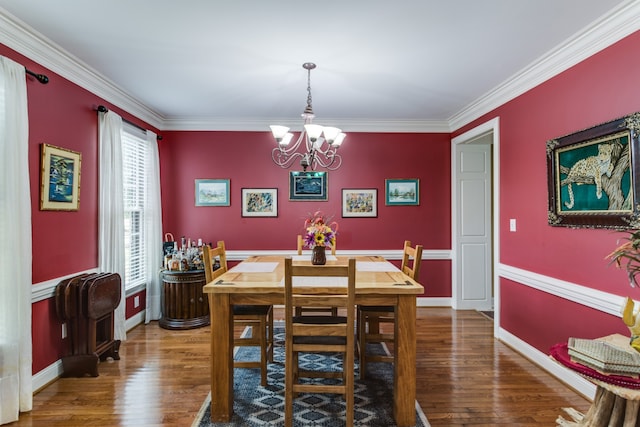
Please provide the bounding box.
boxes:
[12,307,589,426]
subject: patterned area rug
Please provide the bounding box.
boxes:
[193,327,430,427]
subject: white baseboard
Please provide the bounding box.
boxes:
[417,297,451,307]
[33,359,63,393]
[32,309,146,393]
[497,326,596,400]
[126,310,146,331]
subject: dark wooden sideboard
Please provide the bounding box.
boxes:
[159,269,210,330]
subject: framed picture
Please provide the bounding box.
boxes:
[547,112,640,229]
[289,171,328,201]
[40,143,81,211]
[195,179,230,206]
[342,189,377,217]
[385,179,419,206]
[241,188,278,217]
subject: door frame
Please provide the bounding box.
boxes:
[451,117,500,337]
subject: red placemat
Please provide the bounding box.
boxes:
[550,343,640,389]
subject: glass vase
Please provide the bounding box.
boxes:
[311,245,327,265]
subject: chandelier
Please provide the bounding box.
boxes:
[270,62,346,171]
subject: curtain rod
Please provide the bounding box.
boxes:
[97,105,162,140]
[25,68,49,84]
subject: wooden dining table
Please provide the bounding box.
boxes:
[202,254,424,427]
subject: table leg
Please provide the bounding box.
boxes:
[209,293,234,421]
[394,295,417,427]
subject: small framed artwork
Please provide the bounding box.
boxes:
[385,179,419,206]
[547,112,640,229]
[342,189,377,217]
[40,143,81,211]
[289,171,328,201]
[195,179,230,206]
[241,188,278,217]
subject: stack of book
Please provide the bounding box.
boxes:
[568,334,640,377]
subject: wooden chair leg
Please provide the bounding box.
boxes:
[260,317,267,387]
[268,309,274,363]
[358,308,367,380]
[285,340,293,427]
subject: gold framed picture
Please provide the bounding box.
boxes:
[40,143,81,211]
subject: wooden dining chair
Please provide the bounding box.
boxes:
[357,240,422,379]
[295,235,338,316]
[284,257,356,427]
[202,241,274,386]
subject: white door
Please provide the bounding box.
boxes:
[454,137,493,310]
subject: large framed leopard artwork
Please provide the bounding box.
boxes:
[547,112,640,229]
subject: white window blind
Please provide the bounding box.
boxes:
[0,68,6,340]
[121,122,147,290]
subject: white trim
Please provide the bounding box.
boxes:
[449,0,640,131]
[498,263,626,317]
[30,250,452,306]
[0,10,164,129]
[450,118,500,327]
[31,309,145,393]
[417,297,451,307]
[2,3,639,133]
[32,359,62,393]
[31,269,98,303]
[497,326,596,400]
[226,249,452,262]
[126,310,145,331]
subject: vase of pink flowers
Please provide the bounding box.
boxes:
[303,211,338,265]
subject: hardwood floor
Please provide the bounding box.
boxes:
[12,307,589,426]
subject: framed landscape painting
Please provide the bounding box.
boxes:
[342,189,377,217]
[195,179,230,206]
[385,179,419,206]
[40,143,81,211]
[241,188,278,217]
[547,112,640,229]
[289,171,328,201]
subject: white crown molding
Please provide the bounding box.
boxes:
[449,0,640,132]
[161,117,451,133]
[2,2,638,134]
[0,8,165,129]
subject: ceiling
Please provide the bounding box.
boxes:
[0,0,637,132]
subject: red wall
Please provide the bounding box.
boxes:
[11,28,640,378]
[0,44,156,374]
[158,130,452,293]
[453,30,640,352]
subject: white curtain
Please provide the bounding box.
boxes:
[144,130,163,322]
[0,57,32,424]
[98,110,126,341]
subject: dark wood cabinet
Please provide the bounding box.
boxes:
[159,269,209,330]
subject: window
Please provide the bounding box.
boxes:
[121,123,148,291]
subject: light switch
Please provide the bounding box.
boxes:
[509,218,517,232]
[134,295,140,308]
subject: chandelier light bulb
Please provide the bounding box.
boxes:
[280,133,294,147]
[269,62,345,171]
[304,124,324,142]
[270,125,290,141]
[322,127,342,143]
[332,133,346,147]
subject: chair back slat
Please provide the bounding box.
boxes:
[202,241,228,283]
[400,240,423,280]
[284,257,356,426]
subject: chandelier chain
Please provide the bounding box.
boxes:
[269,62,345,171]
